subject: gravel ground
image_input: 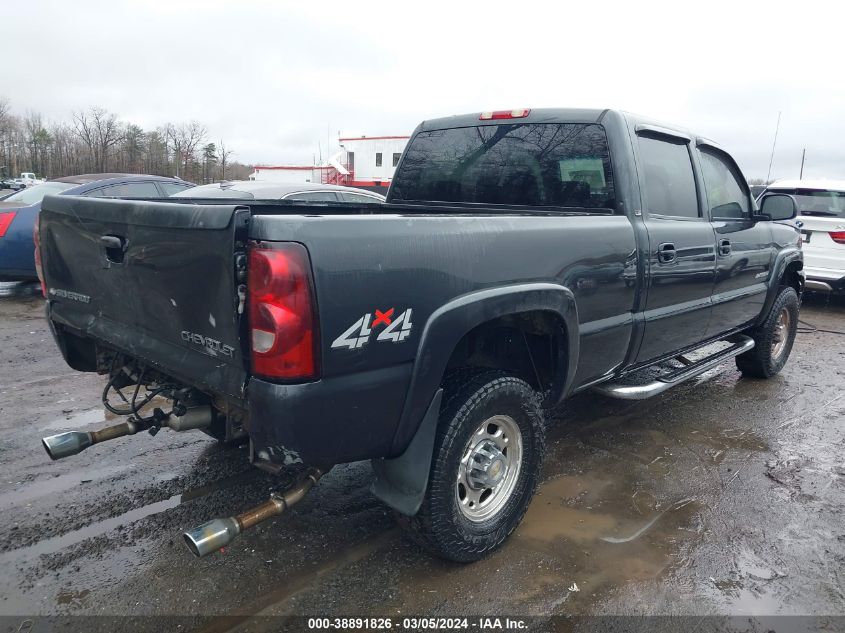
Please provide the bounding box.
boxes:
[0,287,843,632]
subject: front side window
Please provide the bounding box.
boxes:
[390,123,616,210]
[698,148,750,220]
[375,152,383,167]
[637,135,699,219]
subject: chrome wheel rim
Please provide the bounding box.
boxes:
[456,414,523,522]
[771,308,791,360]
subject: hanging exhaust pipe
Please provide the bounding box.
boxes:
[41,406,214,460]
[183,466,325,557]
[42,419,141,460]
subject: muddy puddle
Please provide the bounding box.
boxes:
[512,473,702,612]
[0,468,259,566]
[0,464,132,510]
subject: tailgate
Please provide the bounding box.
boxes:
[40,195,250,399]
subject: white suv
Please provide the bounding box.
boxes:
[761,180,845,292]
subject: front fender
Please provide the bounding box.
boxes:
[757,246,803,324]
[388,282,579,456]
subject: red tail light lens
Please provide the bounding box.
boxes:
[248,242,319,380]
[0,211,15,237]
[830,231,845,245]
[32,215,46,298]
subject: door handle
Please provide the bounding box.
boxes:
[718,239,731,256]
[657,242,676,264]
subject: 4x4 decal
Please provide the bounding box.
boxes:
[331,308,413,350]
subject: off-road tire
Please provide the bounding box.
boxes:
[736,286,799,378]
[404,370,545,562]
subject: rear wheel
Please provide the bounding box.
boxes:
[404,371,545,562]
[736,286,799,378]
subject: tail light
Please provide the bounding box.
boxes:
[248,242,319,380]
[830,231,845,245]
[32,215,46,297]
[479,109,530,120]
[0,211,15,237]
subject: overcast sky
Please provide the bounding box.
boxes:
[2,0,843,180]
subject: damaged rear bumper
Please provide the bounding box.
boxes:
[246,363,412,467]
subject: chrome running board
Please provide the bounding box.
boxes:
[593,334,755,400]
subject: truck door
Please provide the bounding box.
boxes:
[634,131,716,363]
[696,143,772,334]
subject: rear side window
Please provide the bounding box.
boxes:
[339,192,382,203]
[284,191,340,202]
[698,148,750,220]
[159,181,192,196]
[391,123,616,210]
[637,136,699,219]
[88,182,162,198]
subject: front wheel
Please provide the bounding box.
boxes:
[404,371,546,562]
[736,286,799,378]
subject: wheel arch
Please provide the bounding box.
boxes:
[757,247,803,325]
[388,283,578,457]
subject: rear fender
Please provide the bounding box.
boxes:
[371,283,578,515]
[389,283,578,457]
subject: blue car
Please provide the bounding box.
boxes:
[0,174,193,281]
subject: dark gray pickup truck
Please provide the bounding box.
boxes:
[38,108,804,562]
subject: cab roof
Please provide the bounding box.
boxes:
[415,108,714,148]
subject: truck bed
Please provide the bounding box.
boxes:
[40,194,638,463]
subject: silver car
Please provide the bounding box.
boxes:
[172,181,385,203]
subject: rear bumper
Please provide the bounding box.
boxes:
[48,299,415,467]
[246,363,412,466]
[804,265,845,290]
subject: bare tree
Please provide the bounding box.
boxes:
[218,140,234,181]
[0,96,251,181]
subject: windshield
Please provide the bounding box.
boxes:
[390,123,616,210]
[768,188,845,218]
[3,182,75,205]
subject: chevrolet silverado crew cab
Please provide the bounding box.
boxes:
[38,108,804,562]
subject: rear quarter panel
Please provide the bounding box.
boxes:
[249,212,637,460]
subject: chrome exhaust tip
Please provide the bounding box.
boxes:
[41,421,137,461]
[182,466,326,558]
[42,431,93,460]
[182,517,241,557]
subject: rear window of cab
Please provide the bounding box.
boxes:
[390,123,615,211]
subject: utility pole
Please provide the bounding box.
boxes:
[766,111,781,184]
[799,148,806,180]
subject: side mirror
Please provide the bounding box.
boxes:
[757,193,799,221]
